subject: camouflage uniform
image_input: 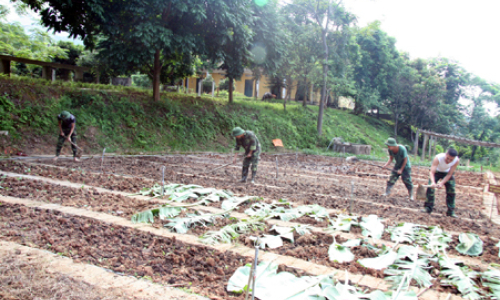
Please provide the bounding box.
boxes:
[55,113,77,157]
[424,172,456,213]
[386,145,413,195]
[235,130,261,181]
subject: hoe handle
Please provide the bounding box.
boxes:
[360,161,393,171]
[69,141,84,151]
[199,163,233,175]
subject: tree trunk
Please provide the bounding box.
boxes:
[471,130,486,160]
[317,29,329,136]
[254,79,258,100]
[413,128,419,155]
[470,145,478,161]
[394,113,399,137]
[152,50,162,101]
[421,134,429,161]
[228,77,234,103]
[331,91,339,108]
[428,136,433,159]
[283,78,292,111]
[353,94,363,115]
[302,80,308,107]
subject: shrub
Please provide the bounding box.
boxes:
[131,74,152,88]
[218,78,235,91]
[202,75,214,94]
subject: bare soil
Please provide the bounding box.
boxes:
[0,153,497,299]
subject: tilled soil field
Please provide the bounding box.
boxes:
[0,153,498,299]
[0,203,252,299]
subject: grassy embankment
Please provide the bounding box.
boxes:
[0,75,458,168]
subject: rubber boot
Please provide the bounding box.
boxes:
[240,166,249,183]
[250,170,257,184]
[420,207,431,214]
[408,188,414,201]
[382,184,393,197]
[446,209,457,218]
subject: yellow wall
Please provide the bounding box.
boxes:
[183,77,198,93]
[235,73,253,95]
[181,71,299,99]
[211,73,224,86]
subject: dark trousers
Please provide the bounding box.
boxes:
[387,167,413,192]
[243,152,260,173]
[56,132,77,157]
[425,172,456,212]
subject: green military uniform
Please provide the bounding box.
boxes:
[424,172,456,214]
[55,111,77,158]
[387,145,413,189]
[383,138,413,198]
[232,127,260,183]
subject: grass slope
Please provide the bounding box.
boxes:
[0,76,401,158]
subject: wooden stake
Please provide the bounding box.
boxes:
[275,156,279,179]
[349,181,354,215]
[161,166,166,197]
[100,148,106,174]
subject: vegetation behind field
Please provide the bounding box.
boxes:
[0,76,403,159]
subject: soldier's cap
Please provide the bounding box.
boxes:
[385,138,397,147]
[232,127,245,137]
[61,111,71,119]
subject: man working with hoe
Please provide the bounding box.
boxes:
[53,111,79,162]
[232,127,260,184]
[381,138,414,201]
[420,148,460,218]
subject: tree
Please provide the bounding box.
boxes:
[281,6,322,107]
[287,0,354,135]
[17,0,257,101]
[217,0,286,103]
[284,0,354,135]
[53,41,84,80]
[352,22,400,116]
[384,54,416,136]
[0,5,68,76]
[248,0,287,101]
[461,75,500,160]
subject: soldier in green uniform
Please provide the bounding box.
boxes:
[382,138,414,200]
[53,111,79,162]
[232,127,261,183]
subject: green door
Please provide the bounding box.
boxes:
[244,80,253,97]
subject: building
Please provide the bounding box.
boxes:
[181,68,299,99]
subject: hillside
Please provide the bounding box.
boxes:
[0,76,403,158]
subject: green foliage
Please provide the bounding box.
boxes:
[1,76,407,156]
[131,74,152,89]
[482,267,500,298]
[384,246,433,290]
[455,233,483,256]
[328,214,358,232]
[0,11,68,77]
[218,78,235,91]
[200,218,265,245]
[358,248,398,270]
[131,206,183,224]
[202,75,214,94]
[328,238,354,263]
[439,255,483,299]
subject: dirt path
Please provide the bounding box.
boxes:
[0,240,207,300]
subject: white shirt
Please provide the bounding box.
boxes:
[436,153,459,173]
